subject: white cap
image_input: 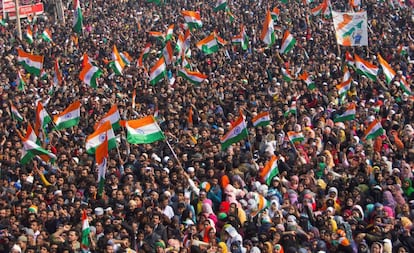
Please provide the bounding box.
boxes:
[94,207,104,216]
[187,167,195,173]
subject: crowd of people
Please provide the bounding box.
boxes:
[0,0,414,252]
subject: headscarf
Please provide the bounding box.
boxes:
[402,179,414,197]
[382,190,396,211]
[218,242,228,253]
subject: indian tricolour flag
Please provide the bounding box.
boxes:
[79,62,103,88]
[252,111,271,127]
[399,75,411,95]
[215,32,227,46]
[181,10,203,29]
[298,71,315,90]
[149,57,166,85]
[94,104,121,131]
[232,25,249,51]
[35,102,52,133]
[260,10,275,47]
[284,100,297,117]
[86,121,116,154]
[163,41,174,65]
[120,51,132,66]
[220,116,248,150]
[41,28,53,43]
[96,133,108,197]
[124,116,165,144]
[137,43,151,67]
[111,45,125,75]
[165,24,174,41]
[19,131,56,165]
[148,31,165,41]
[17,49,43,76]
[10,102,23,122]
[377,53,396,85]
[54,101,81,130]
[20,138,57,164]
[260,155,279,185]
[279,30,296,54]
[336,78,351,102]
[178,68,208,85]
[196,33,219,55]
[73,0,83,34]
[282,68,293,82]
[345,51,355,69]
[25,26,33,44]
[214,0,227,12]
[334,103,356,122]
[342,65,351,83]
[287,131,304,144]
[364,119,384,140]
[271,7,280,21]
[53,59,63,86]
[80,210,90,252]
[354,54,379,81]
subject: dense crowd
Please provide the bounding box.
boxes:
[0,0,414,252]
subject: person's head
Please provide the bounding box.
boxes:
[68,230,79,243]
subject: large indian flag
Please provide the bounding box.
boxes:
[279,30,296,54]
[111,45,125,75]
[271,7,280,21]
[252,111,271,127]
[20,137,57,165]
[96,134,108,197]
[54,101,81,130]
[35,102,52,133]
[165,24,174,41]
[73,0,83,34]
[94,104,121,131]
[10,102,23,122]
[260,10,275,47]
[196,33,219,55]
[137,43,151,67]
[178,68,208,85]
[298,71,315,90]
[260,155,279,185]
[80,210,90,252]
[364,119,384,140]
[17,49,44,76]
[281,68,293,82]
[149,57,166,85]
[86,121,117,154]
[41,28,53,43]
[377,54,396,85]
[163,41,174,65]
[79,62,103,88]
[334,103,356,122]
[181,10,203,29]
[124,116,165,144]
[221,116,248,150]
[354,54,379,81]
[287,131,304,144]
[214,0,227,12]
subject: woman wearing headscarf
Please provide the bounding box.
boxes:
[217,242,228,253]
[402,178,414,201]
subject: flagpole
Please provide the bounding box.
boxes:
[165,139,184,171]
